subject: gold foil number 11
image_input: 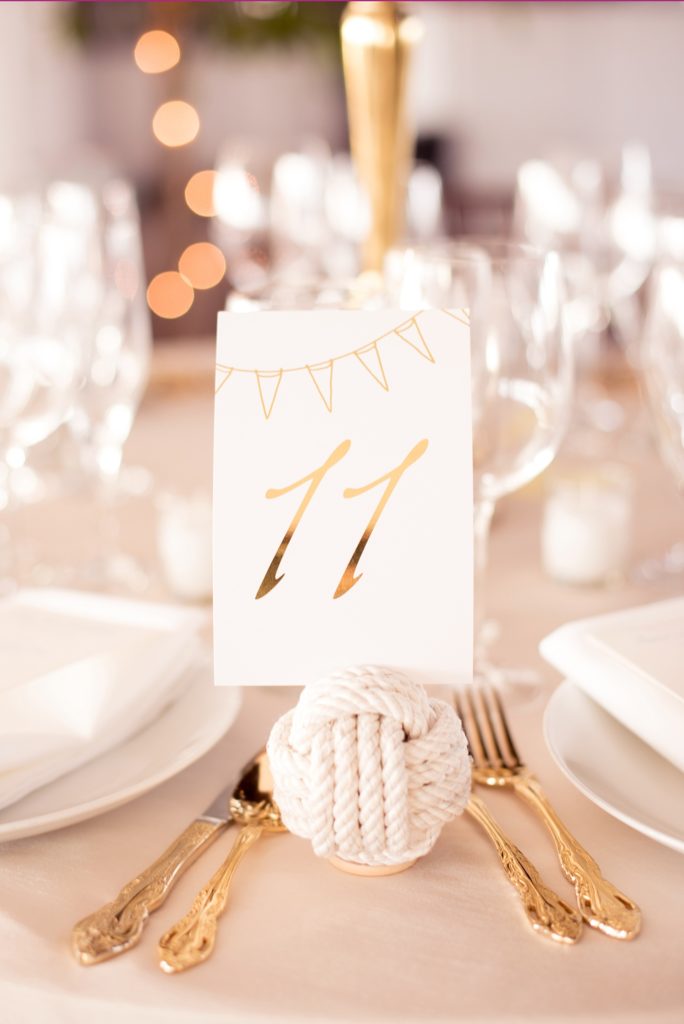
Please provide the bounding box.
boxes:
[256,438,428,600]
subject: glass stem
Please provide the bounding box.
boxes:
[473,497,496,668]
[0,458,9,513]
[0,459,15,590]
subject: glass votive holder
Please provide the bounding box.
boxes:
[157,491,212,603]
[541,464,634,586]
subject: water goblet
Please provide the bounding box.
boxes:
[385,239,572,692]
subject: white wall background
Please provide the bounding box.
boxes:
[1,1,684,194]
[409,1,684,191]
[0,1,84,187]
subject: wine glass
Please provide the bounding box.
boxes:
[50,177,152,591]
[0,191,84,585]
[638,260,684,579]
[62,179,151,482]
[213,140,445,290]
[514,151,652,450]
[384,239,572,690]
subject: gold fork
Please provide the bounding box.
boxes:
[455,686,641,941]
[463,793,582,944]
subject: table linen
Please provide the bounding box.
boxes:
[1,341,682,1023]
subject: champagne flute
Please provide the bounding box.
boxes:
[385,239,572,690]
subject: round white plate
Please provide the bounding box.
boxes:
[544,680,684,854]
[0,662,241,842]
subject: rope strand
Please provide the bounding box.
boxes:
[267,666,471,867]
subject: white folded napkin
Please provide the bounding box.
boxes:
[540,597,684,772]
[0,589,209,811]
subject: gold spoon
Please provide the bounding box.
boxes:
[158,751,285,973]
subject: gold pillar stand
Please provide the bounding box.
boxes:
[341,1,423,273]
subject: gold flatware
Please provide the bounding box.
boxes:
[456,686,641,941]
[158,750,285,973]
[465,794,582,943]
[72,761,249,965]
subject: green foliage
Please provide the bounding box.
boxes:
[62,2,345,60]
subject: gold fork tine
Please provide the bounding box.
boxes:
[455,689,487,768]
[472,687,506,768]
[486,686,522,769]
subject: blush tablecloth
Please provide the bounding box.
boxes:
[1,342,683,1024]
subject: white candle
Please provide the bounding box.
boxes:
[542,467,633,586]
[157,492,212,603]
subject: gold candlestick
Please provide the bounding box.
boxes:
[341,1,423,273]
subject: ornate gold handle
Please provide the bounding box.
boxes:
[158,823,263,973]
[466,795,582,944]
[511,775,641,940]
[72,820,225,965]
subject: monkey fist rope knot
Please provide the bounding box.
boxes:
[267,666,471,868]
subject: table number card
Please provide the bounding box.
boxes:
[213,309,473,686]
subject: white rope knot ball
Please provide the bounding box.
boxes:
[267,665,471,868]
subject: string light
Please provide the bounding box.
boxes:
[179,242,226,290]
[134,30,181,74]
[184,170,217,217]
[147,271,194,318]
[135,21,226,319]
[152,100,200,148]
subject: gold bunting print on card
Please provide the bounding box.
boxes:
[215,364,233,394]
[354,341,388,391]
[306,361,334,412]
[395,318,435,362]
[214,311,460,419]
[256,370,283,420]
[442,308,471,328]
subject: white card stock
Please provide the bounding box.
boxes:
[213,308,473,686]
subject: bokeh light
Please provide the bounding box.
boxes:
[134,30,181,74]
[152,101,200,148]
[184,170,217,217]
[178,242,226,290]
[147,271,194,318]
[214,163,265,230]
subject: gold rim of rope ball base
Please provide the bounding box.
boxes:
[328,856,417,876]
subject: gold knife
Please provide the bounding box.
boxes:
[72,774,241,965]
